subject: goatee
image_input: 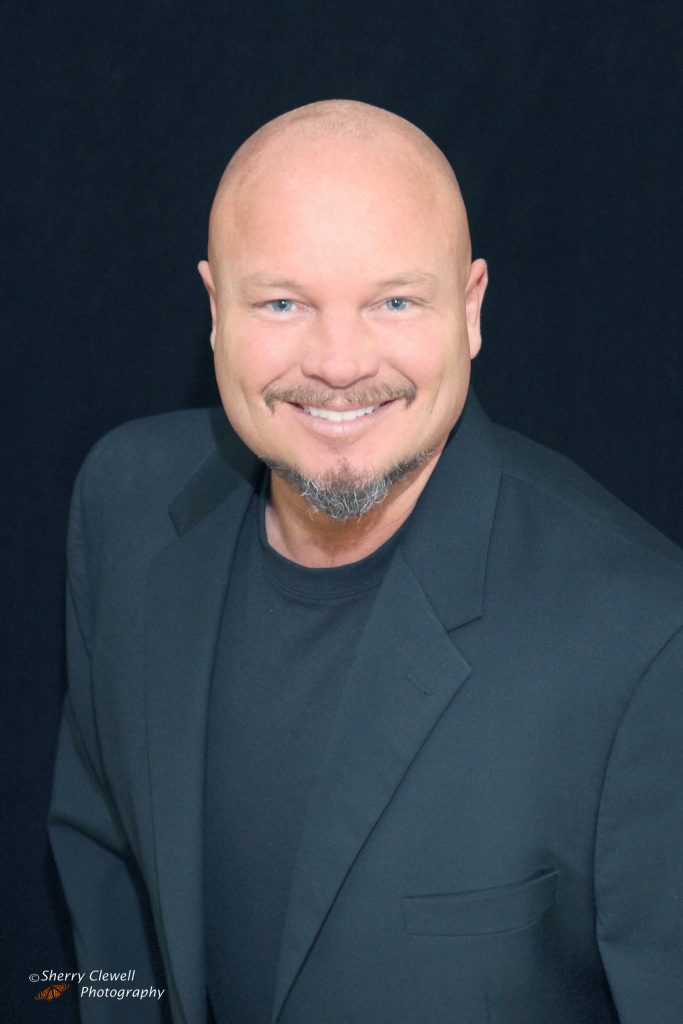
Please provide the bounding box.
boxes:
[265,450,434,520]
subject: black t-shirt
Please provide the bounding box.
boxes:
[205,476,402,1024]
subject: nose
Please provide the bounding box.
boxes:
[300,311,380,387]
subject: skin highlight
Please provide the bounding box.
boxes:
[198,100,487,567]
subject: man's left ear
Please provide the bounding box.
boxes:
[465,258,488,359]
[197,260,218,350]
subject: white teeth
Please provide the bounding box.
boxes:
[302,405,377,422]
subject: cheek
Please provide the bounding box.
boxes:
[389,324,466,391]
[215,322,297,397]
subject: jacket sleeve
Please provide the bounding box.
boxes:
[48,457,170,1023]
[595,622,683,1023]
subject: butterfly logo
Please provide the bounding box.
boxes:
[34,983,71,1001]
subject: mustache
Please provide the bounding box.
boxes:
[263,382,416,411]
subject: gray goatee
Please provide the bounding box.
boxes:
[266,450,433,520]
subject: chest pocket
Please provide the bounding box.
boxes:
[401,868,559,936]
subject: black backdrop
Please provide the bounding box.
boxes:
[3,1,682,1017]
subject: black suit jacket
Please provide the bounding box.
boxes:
[49,393,683,1023]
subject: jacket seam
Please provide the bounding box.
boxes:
[500,466,683,575]
[65,462,132,856]
[591,618,683,926]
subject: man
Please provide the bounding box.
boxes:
[49,100,683,1024]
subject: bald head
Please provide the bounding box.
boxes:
[207,99,471,277]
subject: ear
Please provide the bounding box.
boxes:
[197,260,218,350]
[464,258,488,359]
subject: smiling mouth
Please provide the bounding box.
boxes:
[302,405,378,422]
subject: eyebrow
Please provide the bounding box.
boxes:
[239,271,438,291]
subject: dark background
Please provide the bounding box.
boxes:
[3,0,682,1018]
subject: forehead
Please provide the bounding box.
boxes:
[212,134,463,279]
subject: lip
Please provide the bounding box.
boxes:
[284,399,398,439]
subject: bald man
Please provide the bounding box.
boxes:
[50,101,683,1024]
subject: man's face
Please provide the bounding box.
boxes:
[201,137,486,501]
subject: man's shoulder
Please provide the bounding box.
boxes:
[493,421,683,575]
[75,406,238,507]
[69,407,250,561]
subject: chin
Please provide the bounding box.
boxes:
[264,444,436,519]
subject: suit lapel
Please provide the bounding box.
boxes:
[271,548,473,1022]
[144,441,260,1024]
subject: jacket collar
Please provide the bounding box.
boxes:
[168,408,264,537]
[397,391,502,631]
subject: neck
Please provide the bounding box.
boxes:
[264,447,444,568]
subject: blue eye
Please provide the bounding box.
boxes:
[268,299,294,313]
[385,297,410,311]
